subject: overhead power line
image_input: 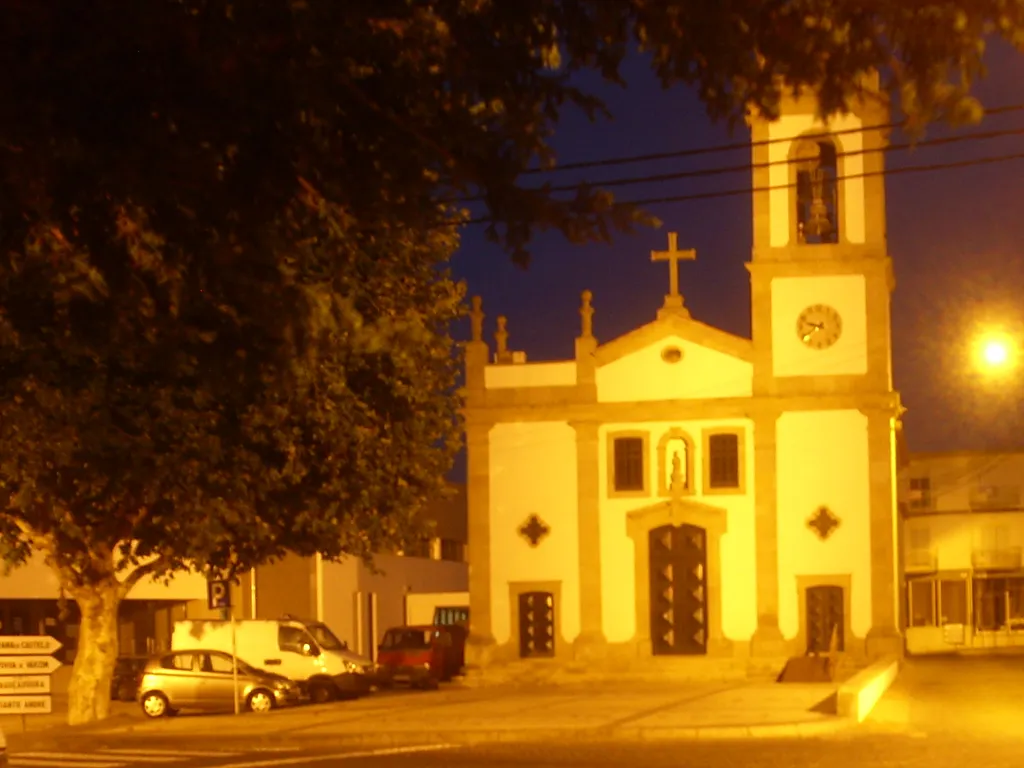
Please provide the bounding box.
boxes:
[465,124,1024,200]
[626,149,1024,208]
[459,149,1024,226]
[522,101,1024,175]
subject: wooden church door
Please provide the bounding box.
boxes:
[518,591,555,658]
[649,524,708,655]
[805,585,844,653]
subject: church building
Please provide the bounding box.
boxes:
[462,74,904,672]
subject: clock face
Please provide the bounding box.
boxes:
[796,304,842,349]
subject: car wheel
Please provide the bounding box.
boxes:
[140,692,170,718]
[247,689,275,714]
[308,681,335,704]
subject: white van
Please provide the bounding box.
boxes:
[172,617,374,703]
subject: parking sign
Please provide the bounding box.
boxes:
[207,579,231,610]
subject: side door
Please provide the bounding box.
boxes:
[195,651,242,711]
[159,652,201,708]
[273,625,321,681]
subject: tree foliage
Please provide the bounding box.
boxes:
[0,0,1021,723]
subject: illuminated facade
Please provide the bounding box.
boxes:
[900,450,1024,654]
[463,73,904,671]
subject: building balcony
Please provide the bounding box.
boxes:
[969,484,1022,511]
[905,549,937,573]
[971,546,1023,571]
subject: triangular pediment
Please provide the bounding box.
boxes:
[595,312,753,367]
[593,311,754,403]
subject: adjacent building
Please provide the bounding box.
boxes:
[0,485,468,662]
[244,485,468,661]
[462,73,904,673]
[899,450,1024,654]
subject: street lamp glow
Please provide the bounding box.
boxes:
[983,339,1009,367]
[974,332,1016,373]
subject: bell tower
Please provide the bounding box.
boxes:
[745,72,895,397]
[745,72,904,662]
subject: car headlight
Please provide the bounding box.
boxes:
[345,661,363,674]
[273,680,290,690]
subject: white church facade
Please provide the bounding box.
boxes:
[462,74,904,670]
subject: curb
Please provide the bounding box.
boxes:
[287,717,858,746]
[17,715,858,750]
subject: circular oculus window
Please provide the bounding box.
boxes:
[661,346,683,364]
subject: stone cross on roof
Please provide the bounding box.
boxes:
[651,231,696,316]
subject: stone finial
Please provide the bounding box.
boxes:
[495,315,509,355]
[470,296,484,342]
[579,290,594,338]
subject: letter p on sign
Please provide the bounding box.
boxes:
[207,579,231,611]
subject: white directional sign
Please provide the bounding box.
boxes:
[0,636,63,715]
[0,675,50,694]
[0,655,62,675]
[0,636,62,656]
[0,695,52,714]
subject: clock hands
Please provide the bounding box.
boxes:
[800,321,823,342]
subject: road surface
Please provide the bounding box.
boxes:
[9,654,1024,767]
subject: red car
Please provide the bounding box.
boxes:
[375,625,466,689]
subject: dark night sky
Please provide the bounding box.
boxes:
[449,41,1024,480]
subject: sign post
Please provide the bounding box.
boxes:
[208,575,240,716]
[0,636,63,726]
[231,612,240,716]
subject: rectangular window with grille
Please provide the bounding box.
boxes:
[440,539,465,562]
[613,437,645,492]
[706,433,740,489]
[400,537,432,559]
[908,476,932,509]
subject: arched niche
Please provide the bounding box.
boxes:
[789,132,842,245]
[655,428,696,497]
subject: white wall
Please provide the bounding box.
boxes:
[405,591,469,625]
[0,552,208,601]
[597,336,753,403]
[776,410,873,639]
[770,275,869,378]
[488,421,580,646]
[598,418,757,644]
[485,362,577,389]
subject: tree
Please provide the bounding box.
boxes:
[1,0,1021,724]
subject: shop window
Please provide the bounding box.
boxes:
[939,579,968,625]
[908,579,935,627]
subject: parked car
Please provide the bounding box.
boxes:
[138,649,300,718]
[375,624,467,689]
[172,617,373,703]
[111,656,148,701]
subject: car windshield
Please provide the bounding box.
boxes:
[306,622,345,651]
[383,629,431,650]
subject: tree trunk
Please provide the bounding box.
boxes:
[66,584,121,725]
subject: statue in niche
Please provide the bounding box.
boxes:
[670,450,685,495]
[794,139,839,244]
[663,437,689,495]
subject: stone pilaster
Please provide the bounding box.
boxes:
[571,420,605,659]
[750,406,787,655]
[464,421,496,667]
[863,406,904,659]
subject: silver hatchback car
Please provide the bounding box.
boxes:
[139,649,300,717]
